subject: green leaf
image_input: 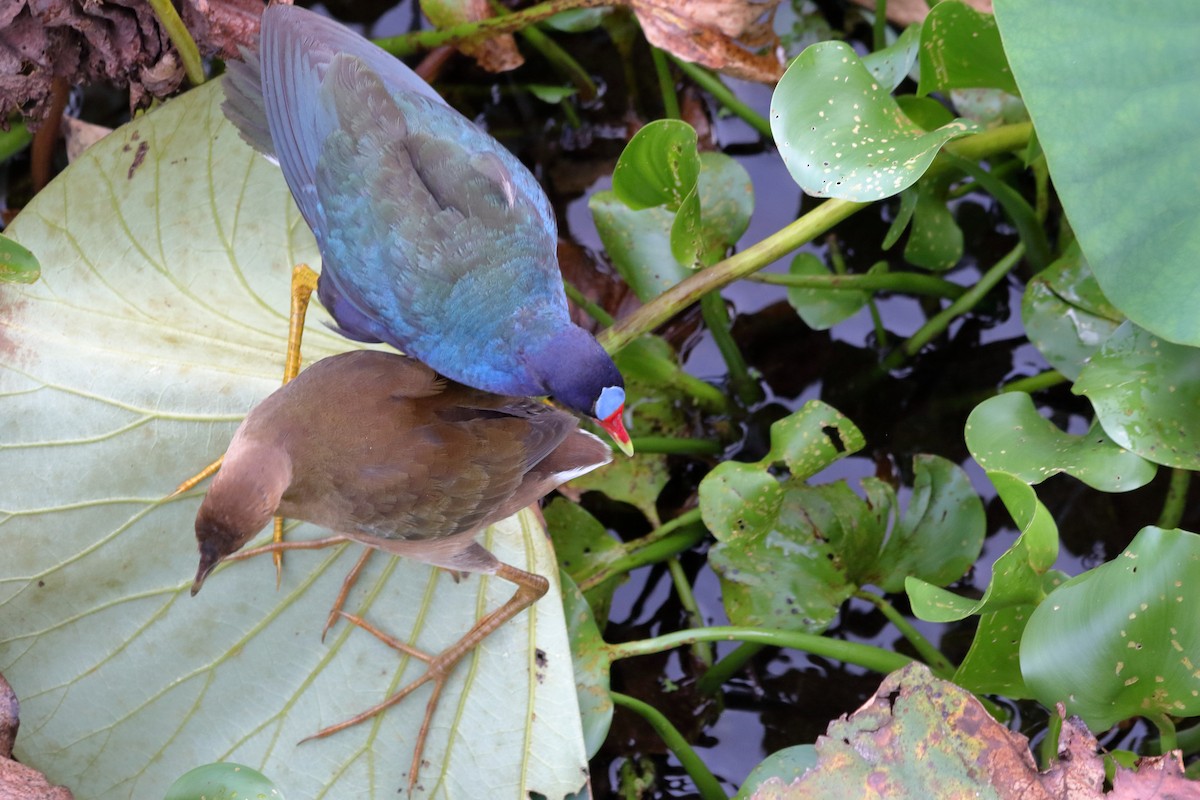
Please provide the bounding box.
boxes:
[951,570,1066,697]
[1021,243,1123,381]
[590,152,752,297]
[907,472,1057,622]
[0,81,586,800]
[561,572,613,759]
[871,455,985,593]
[918,2,1018,96]
[903,171,962,270]
[1022,527,1200,730]
[1075,321,1200,470]
[760,400,867,477]
[771,40,978,201]
[165,763,283,800]
[784,252,870,330]
[527,84,578,104]
[545,498,622,622]
[0,231,39,283]
[860,23,921,92]
[995,0,1200,345]
[965,392,1156,492]
[611,119,700,212]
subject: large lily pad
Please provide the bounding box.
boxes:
[995,0,1200,346]
[1021,527,1200,730]
[0,80,586,799]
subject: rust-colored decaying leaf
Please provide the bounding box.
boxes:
[420,0,522,73]
[629,0,784,83]
[848,0,993,27]
[0,0,261,128]
[749,664,1200,800]
[0,673,74,800]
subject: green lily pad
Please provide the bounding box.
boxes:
[736,744,819,800]
[907,472,1058,622]
[0,80,586,800]
[1021,527,1200,730]
[1021,243,1123,381]
[771,40,978,201]
[918,2,1018,96]
[591,152,753,298]
[965,392,1156,492]
[995,0,1200,346]
[702,405,981,633]
[784,252,870,330]
[1074,321,1200,470]
[0,231,39,283]
[165,763,283,800]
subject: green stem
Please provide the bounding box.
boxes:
[888,242,1024,366]
[608,626,915,676]
[700,292,763,407]
[696,641,764,695]
[668,558,714,667]
[1154,714,1178,754]
[651,48,681,120]
[1040,709,1063,767]
[377,0,611,57]
[577,510,707,592]
[747,269,965,299]
[1163,721,1200,756]
[670,57,773,138]
[854,590,954,677]
[628,436,723,456]
[147,0,205,86]
[1158,469,1191,530]
[940,152,1051,269]
[563,279,615,326]
[632,346,731,414]
[601,199,869,354]
[610,692,728,800]
[485,0,598,99]
[1000,370,1067,395]
[872,0,888,52]
[598,122,1033,356]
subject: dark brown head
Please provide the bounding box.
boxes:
[191,441,292,595]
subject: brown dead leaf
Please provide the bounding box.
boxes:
[1111,752,1200,800]
[420,0,523,73]
[0,0,263,129]
[628,0,784,83]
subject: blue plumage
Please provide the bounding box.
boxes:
[223,5,631,451]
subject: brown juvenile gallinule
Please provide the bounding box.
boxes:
[190,349,611,791]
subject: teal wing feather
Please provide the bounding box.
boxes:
[314,55,569,396]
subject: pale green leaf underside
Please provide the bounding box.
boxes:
[0,80,586,800]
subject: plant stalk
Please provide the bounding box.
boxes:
[611,692,727,800]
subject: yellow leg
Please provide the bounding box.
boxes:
[175,264,321,584]
[302,563,549,796]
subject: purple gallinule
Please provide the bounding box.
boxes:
[191,348,611,790]
[221,4,632,453]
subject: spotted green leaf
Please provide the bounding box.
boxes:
[771,40,978,201]
[903,171,961,270]
[0,231,39,283]
[1021,243,1123,381]
[1075,321,1200,470]
[1022,527,1200,729]
[918,2,1018,96]
[965,392,1156,491]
